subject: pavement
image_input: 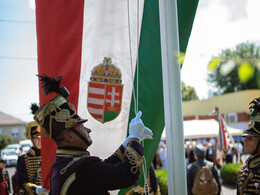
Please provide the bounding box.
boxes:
[6,166,237,195]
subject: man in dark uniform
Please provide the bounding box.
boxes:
[0,158,11,195]
[33,74,153,195]
[237,97,260,195]
[16,119,41,195]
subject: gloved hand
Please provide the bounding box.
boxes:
[123,111,153,147]
[123,126,153,147]
[129,111,145,140]
[36,186,48,195]
[142,127,153,140]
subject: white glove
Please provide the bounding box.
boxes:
[36,186,48,195]
[142,127,153,141]
[123,111,153,147]
[129,111,145,140]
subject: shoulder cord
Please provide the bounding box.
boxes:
[127,0,149,194]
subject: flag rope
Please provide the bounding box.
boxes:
[127,0,149,194]
[127,0,137,115]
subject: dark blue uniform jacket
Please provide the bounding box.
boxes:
[50,141,144,195]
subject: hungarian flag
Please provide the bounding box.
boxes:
[35,0,198,192]
[213,107,234,166]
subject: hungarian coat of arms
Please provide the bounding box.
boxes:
[87,57,123,123]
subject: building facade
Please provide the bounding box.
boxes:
[182,89,260,130]
[0,111,26,143]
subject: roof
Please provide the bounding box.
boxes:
[161,119,244,139]
[183,89,260,116]
[0,111,26,126]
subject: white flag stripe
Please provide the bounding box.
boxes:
[88,107,104,115]
[88,97,104,105]
[89,87,105,95]
[78,0,144,158]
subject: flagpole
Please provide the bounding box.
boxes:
[159,0,187,194]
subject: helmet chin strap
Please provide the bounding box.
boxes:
[251,138,260,156]
[70,128,91,147]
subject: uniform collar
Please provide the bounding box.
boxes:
[247,154,260,169]
[56,147,90,157]
[29,147,41,156]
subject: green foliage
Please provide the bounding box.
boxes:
[208,57,221,71]
[181,81,199,101]
[155,169,168,195]
[207,42,260,95]
[220,163,242,185]
[0,135,12,150]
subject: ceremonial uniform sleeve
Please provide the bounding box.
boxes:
[104,144,125,163]
[16,155,28,189]
[79,141,143,190]
[16,155,38,195]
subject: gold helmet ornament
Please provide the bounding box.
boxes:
[33,74,88,142]
[243,97,260,137]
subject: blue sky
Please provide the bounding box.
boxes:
[0,0,260,122]
[0,0,38,122]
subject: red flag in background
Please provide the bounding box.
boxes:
[213,107,235,166]
[36,0,84,188]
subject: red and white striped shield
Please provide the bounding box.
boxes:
[87,57,123,123]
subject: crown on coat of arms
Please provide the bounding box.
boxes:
[90,57,122,84]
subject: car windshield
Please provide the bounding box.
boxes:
[3,151,16,155]
[6,146,18,150]
[21,144,31,148]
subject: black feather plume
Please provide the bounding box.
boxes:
[37,74,63,96]
[30,103,39,114]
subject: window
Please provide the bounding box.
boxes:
[12,127,19,139]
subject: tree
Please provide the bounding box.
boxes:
[181,81,199,101]
[207,42,260,95]
[0,135,12,150]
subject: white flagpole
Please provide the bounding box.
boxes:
[159,0,187,194]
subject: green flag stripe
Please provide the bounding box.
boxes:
[119,0,198,194]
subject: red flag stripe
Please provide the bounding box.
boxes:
[89,83,106,88]
[36,0,85,189]
[91,113,103,119]
[88,103,104,109]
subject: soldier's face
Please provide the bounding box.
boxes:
[74,123,93,148]
[32,137,41,149]
[0,162,5,169]
[243,136,260,154]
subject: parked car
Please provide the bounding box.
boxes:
[1,149,18,167]
[5,144,20,155]
[19,139,32,153]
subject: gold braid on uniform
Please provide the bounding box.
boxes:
[24,149,41,186]
[125,170,162,195]
[124,142,143,174]
[237,155,260,194]
[113,147,124,161]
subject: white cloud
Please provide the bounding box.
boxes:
[220,0,249,21]
[181,0,260,99]
[28,0,35,10]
